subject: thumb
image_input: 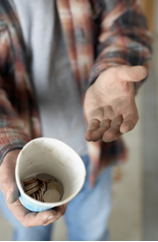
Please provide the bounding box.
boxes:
[118,65,147,82]
[0,150,21,204]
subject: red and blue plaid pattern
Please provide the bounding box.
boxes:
[0,0,152,186]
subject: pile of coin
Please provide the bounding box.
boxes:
[23,173,64,203]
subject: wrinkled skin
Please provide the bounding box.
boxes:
[84,65,147,142]
[0,65,147,228]
[0,150,68,227]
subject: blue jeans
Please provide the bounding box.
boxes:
[0,155,112,241]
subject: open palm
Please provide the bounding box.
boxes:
[84,65,147,142]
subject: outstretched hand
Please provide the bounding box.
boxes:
[84,65,147,142]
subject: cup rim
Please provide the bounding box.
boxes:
[15,137,86,207]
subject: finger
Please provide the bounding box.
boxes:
[24,209,57,227]
[8,199,57,228]
[120,100,139,133]
[54,202,68,216]
[120,113,139,134]
[85,119,100,141]
[43,203,68,226]
[102,116,123,142]
[118,65,147,82]
[91,119,111,141]
[103,126,122,142]
[110,115,123,126]
[0,150,20,204]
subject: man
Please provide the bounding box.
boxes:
[0,0,152,241]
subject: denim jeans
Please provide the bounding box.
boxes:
[0,155,112,241]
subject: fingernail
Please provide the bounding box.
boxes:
[7,190,13,204]
[47,211,57,222]
[7,189,19,204]
[44,216,55,226]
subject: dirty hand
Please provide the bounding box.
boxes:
[84,65,147,142]
[0,149,67,227]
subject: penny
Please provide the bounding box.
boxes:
[38,190,41,201]
[43,182,46,192]
[34,192,37,200]
[36,173,55,182]
[38,180,43,188]
[26,186,39,195]
[23,173,63,203]
[36,191,39,201]
[47,181,64,198]
[39,189,42,202]
[45,177,56,183]
[42,187,45,196]
[32,193,36,199]
[44,189,60,203]
[23,176,37,185]
[41,188,43,202]
[24,181,39,191]
[38,191,41,202]
[38,191,41,201]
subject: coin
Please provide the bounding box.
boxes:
[36,173,55,182]
[26,186,39,195]
[32,193,36,199]
[36,173,54,182]
[44,189,60,203]
[43,182,46,192]
[24,181,39,191]
[47,181,64,198]
[38,190,41,201]
[38,180,43,188]
[40,188,43,202]
[23,172,63,203]
[34,192,37,200]
[23,176,37,185]
[39,189,42,202]
[36,191,39,201]
[38,191,41,201]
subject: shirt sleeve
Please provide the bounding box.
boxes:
[0,84,31,164]
[88,0,153,91]
[0,24,30,164]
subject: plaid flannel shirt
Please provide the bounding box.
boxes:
[0,0,152,186]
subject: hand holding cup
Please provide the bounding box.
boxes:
[0,149,67,227]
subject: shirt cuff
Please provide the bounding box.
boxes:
[0,128,30,165]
